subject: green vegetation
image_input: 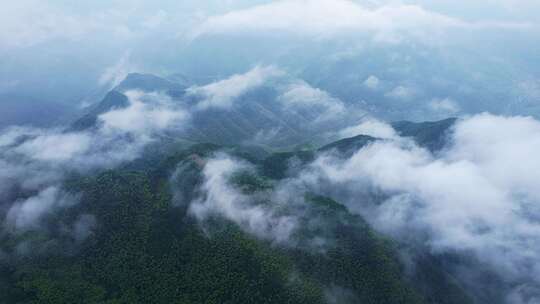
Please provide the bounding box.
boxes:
[318,135,375,156]
[261,151,314,179]
[392,118,457,152]
[0,140,473,304]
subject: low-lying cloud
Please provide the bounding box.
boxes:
[180,112,540,301]
[0,89,190,245]
[385,85,416,100]
[192,0,534,43]
[5,186,78,232]
[100,90,189,137]
[187,154,297,244]
[363,75,380,90]
[184,65,365,140]
[428,98,460,115]
[279,81,346,121]
[187,65,284,110]
[338,118,398,139]
[299,113,540,301]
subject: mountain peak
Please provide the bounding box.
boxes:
[70,90,129,131]
[116,73,188,93]
[319,134,376,156]
[392,118,457,152]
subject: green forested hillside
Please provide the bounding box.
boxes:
[0,140,472,304]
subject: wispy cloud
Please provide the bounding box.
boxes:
[363,75,380,90]
[99,90,189,138]
[187,154,298,244]
[192,0,534,43]
[428,98,461,114]
[187,65,284,110]
[98,52,138,89]
[385,85,416,100]
[278,81,345,121]
[0,90,190,244]
[338,118,397,139]
[6,186,78,231]
[297,113,540,299]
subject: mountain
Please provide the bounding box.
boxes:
[0,72,482,303]
[0,135,474,304]
[319,134,376,156]
[115,73,190,94]
[392,118,457,152]
[70,73,363,148]
[70,90,129,131]
[70,73,189,132]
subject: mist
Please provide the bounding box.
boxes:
[0,89,189,255]
[1,1,540,303]
[2,0,540,127]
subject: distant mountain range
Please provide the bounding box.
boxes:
[71,73,457,150]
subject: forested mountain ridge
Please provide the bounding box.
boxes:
[0,123,474,303]
[69,73,367,148]
[2,1,539,302]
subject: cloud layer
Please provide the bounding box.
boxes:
[178,111,540,302]
[187,66,284,110]
[299,113,540,301]
[0,90,189,242]
[187,154,297,244]
[193,0,534,43]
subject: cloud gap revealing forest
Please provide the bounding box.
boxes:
[1,1,540,303]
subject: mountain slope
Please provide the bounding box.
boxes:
[70,90,129,131]
[392,118,457,152]
[319,134,376,156]
[70,74,362,147]
[0,138,474,304]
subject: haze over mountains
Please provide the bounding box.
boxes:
[1,1,540,304]
[2,0,540,128]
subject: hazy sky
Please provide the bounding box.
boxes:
[1,0,538,112]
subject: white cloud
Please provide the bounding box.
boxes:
[0,88,192,237]
[14,132,92,162]
[363,75,380,90]
[1,90,189,171]
[1,0,534,51]
[338,119,397,139]
[188,66,351,126]
[0,1,190,50]
[384,0,540,24]
[187,154,297,244]
[429,98,460,114]
[99,90,189,136]
[447,114,540,201]
[385,85,415,100]
[192,0,533,42]
[279,81,345,120]
[249,127,283,145]
[98,52,138,89]
[187,65,284,110]
[6,187,77,231]
[0,1,100,49]
[0,126,41,148]
[142,10,168,29]
[302,113,540,289]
